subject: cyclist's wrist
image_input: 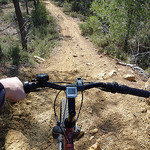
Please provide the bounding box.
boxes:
[0,77,26,102]
[0,78,10,99]
[0,82,5,109]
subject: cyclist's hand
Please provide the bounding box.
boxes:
[0,77,26,102]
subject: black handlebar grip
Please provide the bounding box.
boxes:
[126,86,150,98]
[113,82,150,98]
[24,81,36,93]
[105,82,150,98]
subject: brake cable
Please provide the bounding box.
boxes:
[54,90,62,124]
[54,90,72,144]
[75,91,83,122]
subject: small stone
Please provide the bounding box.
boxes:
[141,109,147,113]
[118,69,123,72]
[34,56,45,63]
[124,74,136,82]
[88,142,101,150]
[108,70,117,77]
[86,63,91,66]
[145,85,150,91]
[97,72,106,79]
[89,136,94,141]
[13,115,20,119]
[102,73,107,80]
[73,54,78,57]
[90,128,99,134]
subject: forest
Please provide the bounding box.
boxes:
[0,0,150,72]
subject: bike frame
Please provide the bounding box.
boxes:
[64,128,74,150]
[63,97,76,150]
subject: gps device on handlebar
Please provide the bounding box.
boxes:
[66,87,77,98]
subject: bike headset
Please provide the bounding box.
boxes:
[53,77,85,126]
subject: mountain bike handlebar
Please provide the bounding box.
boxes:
[84,82,150,98]
[23,74,150,98]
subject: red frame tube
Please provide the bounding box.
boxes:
[64,128,74,150]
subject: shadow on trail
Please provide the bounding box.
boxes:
[6,91,55,149]
[0,102,12,150]
[0,64,19,77]
[98,113,123,134]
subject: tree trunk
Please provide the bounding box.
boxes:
[12,0,27,50]
[124,20,131,52]
[25,0,29,15]
[124,8,133,53]
[33,0,37,9]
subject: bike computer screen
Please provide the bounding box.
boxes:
[66,87,77,98]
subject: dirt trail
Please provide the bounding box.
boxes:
[41,1,117,78]
[1,1,150,150]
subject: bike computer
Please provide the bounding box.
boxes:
[66,87,77,98]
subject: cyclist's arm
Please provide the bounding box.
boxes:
[0,77,26,108]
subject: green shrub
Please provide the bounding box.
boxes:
[63,1,72,13]
[31,2,48,27]
[146,67,150,75]
[79,16,100,36]
[70,11,79,18]
[7,45,21,65]
[0,0,10,4]
[0,46,3,60]
[91,34,108,48]
[104,43,126,60]
[28,14,59,59]
[136,53,150,70]
[71,1,81,12]
[79,23,93,36]
[1,45,32,65]
[20,50,30,65]
[36,26,48,38]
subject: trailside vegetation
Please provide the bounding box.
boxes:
[80,0,150,71]
[29,2,59,59]
[53,0,150,71]
[52,0,94,20]
[0,1,59,66]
